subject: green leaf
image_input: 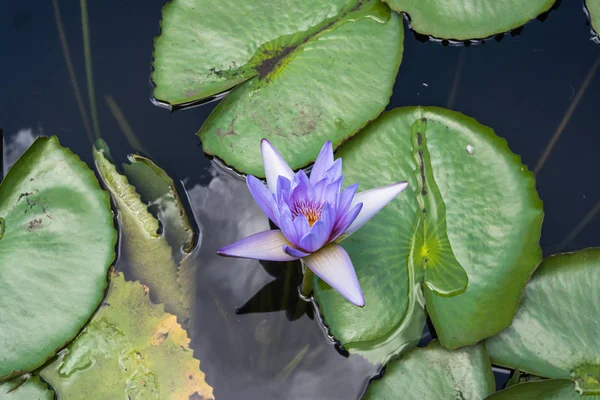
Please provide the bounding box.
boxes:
[506,370,546,388]
[0,376,54,399]
[384,0,555,40]
[93,141,187,319]
[123,154,195,261]
[588,0,600,38]
[363,340,495,399]
[153,0,403,177]
[314,107,543,355]
[486,379,595,400]
[41,272,214,400]
[0,136,116,380]
[487,249,600,395]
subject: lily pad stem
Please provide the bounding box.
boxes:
[300,262,314,300]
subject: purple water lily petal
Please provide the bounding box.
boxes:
[324,177,343,206]
[278,206,298,244]
[324,158,342,182]
[246,175,280,225]
[289,170,313,206]
[217,230,298,261]
[261,139,294,193]
[276,175,292,204]
[310,141,334,184]
[293,214,311,245]
[299,219,330,252]
[340,182,409,240]
[331,202,363,242]
[283,245,310,258]
[337,183,358,215]
[303,244,364,307]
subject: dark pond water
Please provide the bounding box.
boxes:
[2,1,600,399]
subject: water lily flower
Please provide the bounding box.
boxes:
[218,139,408,307]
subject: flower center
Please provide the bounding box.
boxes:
[290,199,323,227]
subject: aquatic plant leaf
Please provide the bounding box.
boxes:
[41,272,214,400]
[506,370,546,388]
[486,379,597,400]
[363,340,495,399]
[93,141,187,319]
[314,107,543,355]
[588,0,600,39]
[0,376,54,399]
[385,0,555,40]
[153,0,403,177]
[123,154,195,259]
[487,249,600,395]
[0,136,116,380]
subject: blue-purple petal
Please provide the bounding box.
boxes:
[337,183,358,215]
[299,219,330,253]
[246,175,280,225]
[303,244,364,307]
[261,139,294,193]
[276,175,292,204]
[278,207,298,245]
[310,141,334,184]
[283,245,310,258]
[293,214,311,246]
[324,158,342,182]
[331,202,363,242]
[217,230,298,261]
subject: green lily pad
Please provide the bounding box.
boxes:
[0,136,116,380]
[153,0,403,177]
[93,141,187,319]
[363,340,495,399]
[384,0,555,40]
[0,376,54,399]
[41,272,214,400]
[587,0,600,39]
[486,379,597,400]
[506,370,546,388]
[314,107,543,355]
[487,249,600,395]
[123,154,195,262]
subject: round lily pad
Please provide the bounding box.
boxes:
[384,0,555,40]
[314,107,543,355]
[487,249,600,395]
[363,340,495,399]
[153,0,403,177]
[587,0,600,40]
[0,376,54,399]
[486,380,587,400]
[0,136,116,380]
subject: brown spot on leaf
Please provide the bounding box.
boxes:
[28,218,43,231]
[257,46,295,79]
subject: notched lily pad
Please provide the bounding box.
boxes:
[363,340,495,399]
[153,0,403,176]
[0,136,116,381]
[315,107,542,356]
[41,272,213,400]
[384,0,555,40]
[488,249,600,393]
[93,140,189,319]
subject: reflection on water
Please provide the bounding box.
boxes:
[2,127,37,172]
[179,167,377,399]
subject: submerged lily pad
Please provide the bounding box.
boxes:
[487,249,600,395]
[153,0,403,177]
[385,0,555,40]
[486,379,589,400]
[123,154,195,262]
[0,376,54,399]
[0,136,116,380]
[363,340,495,399]
[93,141,188,319]
[314,107,543,356]
[41,272,213,400]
